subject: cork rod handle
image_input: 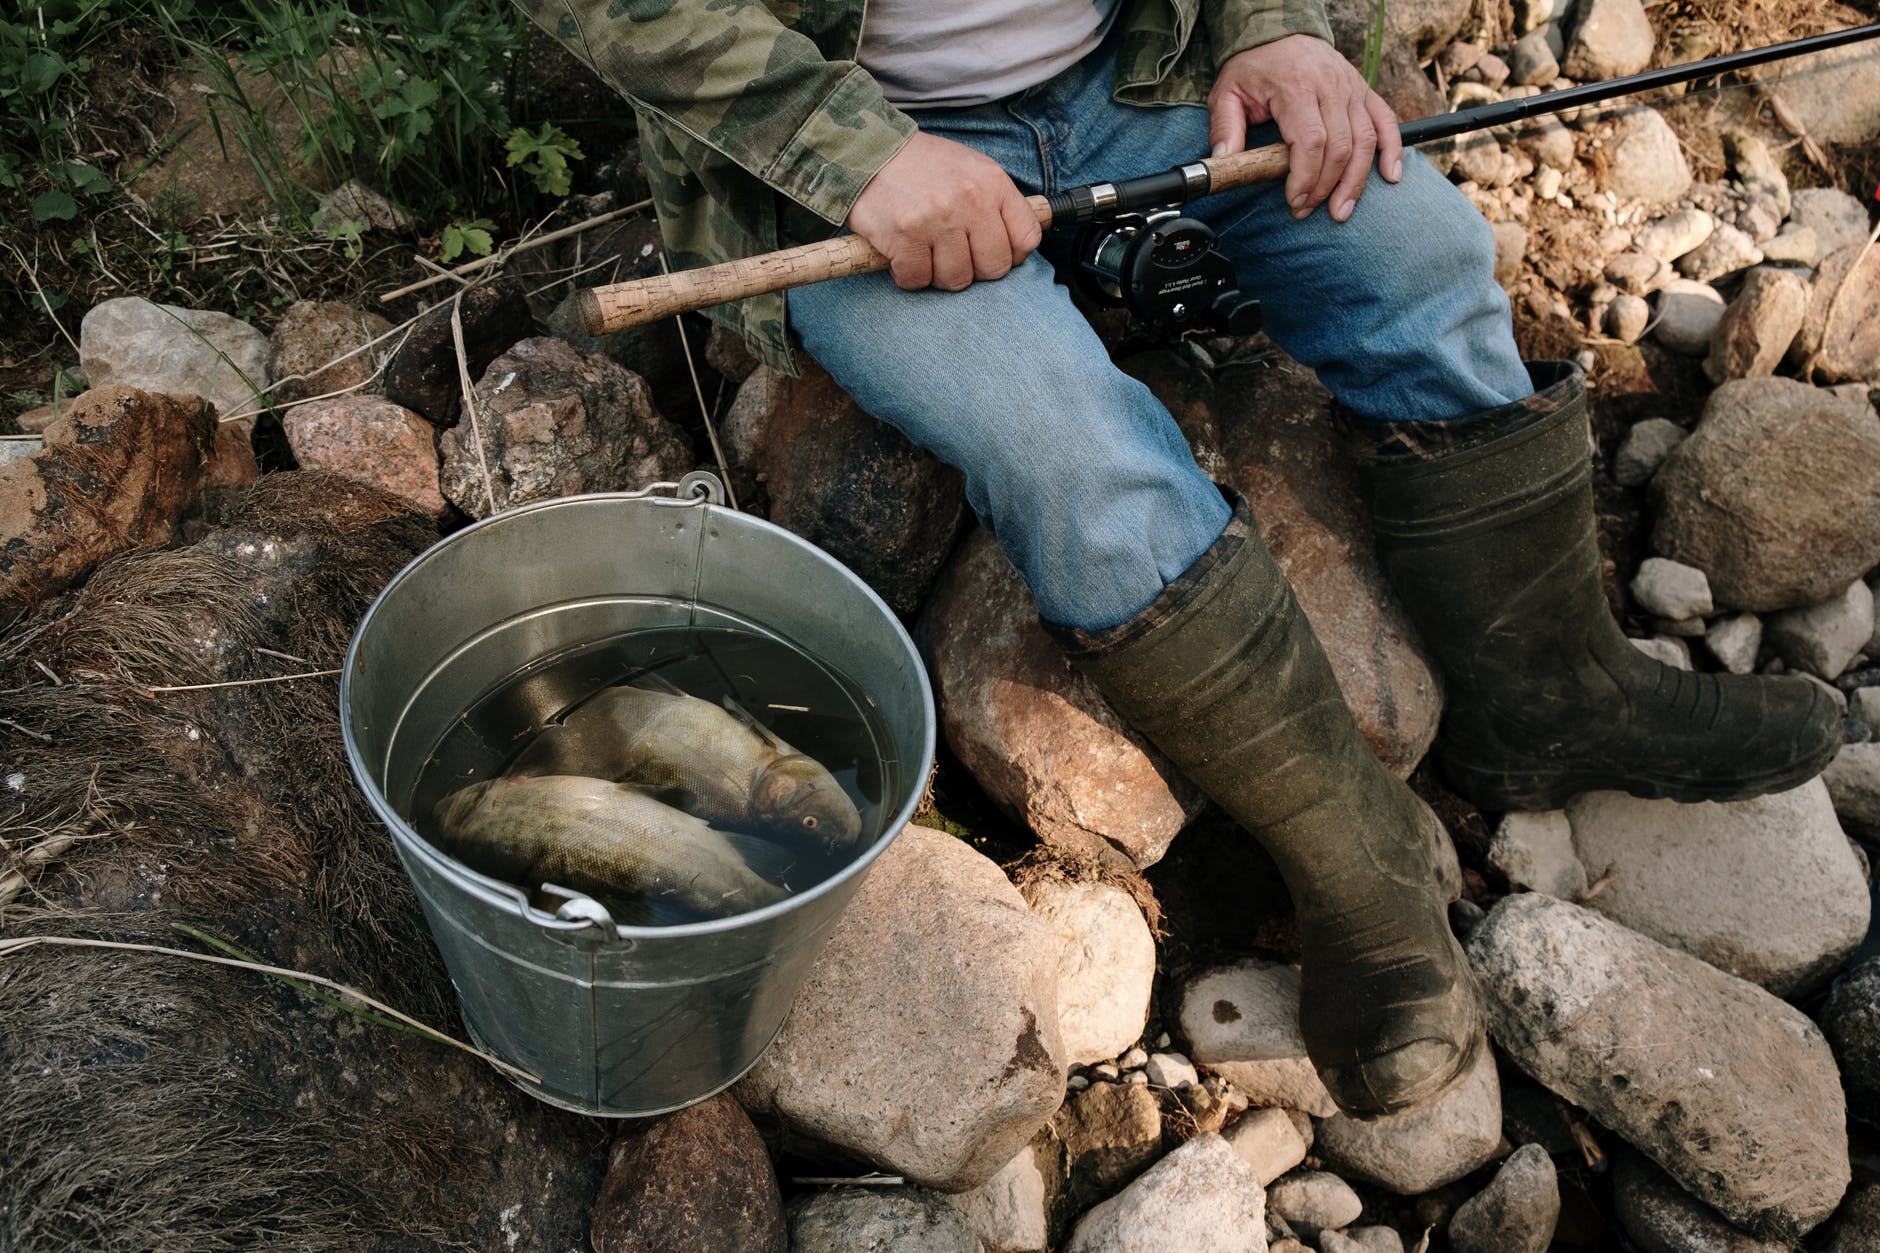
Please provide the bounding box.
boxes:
[576,141,1293,335]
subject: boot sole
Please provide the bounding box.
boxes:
[1443,742,1840,813]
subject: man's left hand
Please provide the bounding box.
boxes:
[1207,34,1403,224]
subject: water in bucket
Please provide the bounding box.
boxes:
[404,624,897,927]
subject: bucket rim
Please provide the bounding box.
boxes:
[340,488,937,942]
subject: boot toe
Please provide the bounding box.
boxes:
[1318,1030,1481,1118]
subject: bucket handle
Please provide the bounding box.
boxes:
[624,472,727,509]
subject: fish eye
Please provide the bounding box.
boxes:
[801,815,819,830]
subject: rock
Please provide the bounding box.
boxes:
[1143,351,1440,777]
[1267,1170,1363,1240]
[706,323,760,385]
[589,1095,785,1253]
[1470,53,1511,89]
[1822,956,1880,1124]
[1852,687,1880,729]
[1605,108,1692,205]
[1224,1107,1308,1185]
[1630,557,1713,620]
[1649,378,1880,612]
[1824,742,1880,829]
[1677,224,1764,284]
[1523,118,1576,175]
[725,362,964,616]
[1492,222,1528,286]
[1324,0,1471,60]
[1119,1047,1148,1070]
[1534,163,1564,200]
[1705,614,1763,674]
[1025,881,1155,1067]
[1144,1052,1198,1091]
[1178,961,1338,1117]
[1311,1043,1501,1195]
[267,301,394,407]
[78,298,271,421]
[1466,894,1850,1240]
[1762,40,1880,144]
[281,395,447,520]
[1063,1133,1267,1253]
[1441,39,1487,77]
[316,178,411,232]
[381,279,532,426]
[1808,673,1852,713]
[1724,132,1791,218]
[787,1187,983,1253]
[1613,418,1687,487]
[1826,1181,1880,1253]
[1564,781,1867,995]
[1635,210,1716,263]
[1448,1143,1559,1253]
[1605,293,1649,343]
[1331,1228,1404,1253]
[1509,30,1561,86]
[1766,581,1875,679]
[1651,280,1725,355]
[1562,0,1655,78]
[952,1142,1051,1253]
[1793,244,1880,384]
[923,529,1204,867]
[1053,1080,1164,1200]
[1705,267,1808,383]
[736,826,1066,1191]
[437,337,692,519]
[1605,250,1669,295]
[0,387,218,619]
[540,217,692,405]
[1612,1150,1790,1253]
[1488,810,1587,898]
[1789,189,1872,258]
[1761,226,1818,267]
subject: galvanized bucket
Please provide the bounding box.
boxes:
[340,475,935,1117]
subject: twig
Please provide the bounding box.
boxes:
[253,647,311,664]
[0,933,540,1085]
[662,254,739,511]
[0,717,53,743]
[450,289,500,517]
[789,1175,907,1186]
[5,241,80,356]
[378,201,651,303]
[0,833,83,907]
[147,668,340,694]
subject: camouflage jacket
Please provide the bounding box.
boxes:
[522,0,1334,371]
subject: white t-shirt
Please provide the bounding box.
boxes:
[856,0,1123,108]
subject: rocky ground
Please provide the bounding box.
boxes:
[4,0,1880,1250]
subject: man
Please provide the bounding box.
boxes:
[525,0,1842,1116]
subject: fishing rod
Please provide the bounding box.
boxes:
[576,21,1880,337]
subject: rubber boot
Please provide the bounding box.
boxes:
[1348,363,1842,812]
[1052,498,1484,1117]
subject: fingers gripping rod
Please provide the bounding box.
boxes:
[575,21,1880,336]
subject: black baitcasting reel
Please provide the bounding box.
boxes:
[1071,209,1264,337]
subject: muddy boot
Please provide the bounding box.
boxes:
[1051,499,1483,1117]
[1348,363,1842,812]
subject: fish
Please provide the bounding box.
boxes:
[509,676,865,852]
[433,774,792,917]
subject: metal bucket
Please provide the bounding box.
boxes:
[340,475,935,1117]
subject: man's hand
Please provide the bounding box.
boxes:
[1207,34,1403,223]
[847,131,1043,291]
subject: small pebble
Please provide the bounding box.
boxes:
[1125,1070,1148,1085]
[1119,1047,1148,1070]
[1155,1033,1171,1049]
[1068,1074,1091,1091]
[1091,1063,1119,1082]
[1847,719,1873,745]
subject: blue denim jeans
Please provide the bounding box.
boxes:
[788,38,1531,632]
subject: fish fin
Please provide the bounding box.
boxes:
[720,695,790,752]
[624,668,687,697]
[717,830,802,890]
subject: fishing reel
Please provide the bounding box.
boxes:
[1070,208,1263,337]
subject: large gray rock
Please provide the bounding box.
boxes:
[724,362,965,616]
[1651,280,1726,355]
[282,395,446,520]
[1821,956,1880,1124]
[1630,557,1712,621]
[1561,0,1654,78]
[1824,741,1880,829]
[1635,210,1715,264]
[736,826,1066,1192]
[1789,189,1873,258]
[1612,1151,1791,1253]
[1310,1042,1501,1195]
[437,336,692,519]
[1224,1108,1309,1186]
[1063,1133,1268,1253]
[1678,223,1764,284]
[1792,244,1880,384]
[1763,40,1880,143]
[1613,418,1687,487]
[1563,781,1867,995]
[1448,1143,1559,1253]
[1649,378,1880,612]
[1705,267,1809,383]
[1178,961,1338,1117]
[1488,810,1587,898]
[952,1141,1052,1253]
[923,529,1205,868]
[787,1187,983,1253]
[1604,108,1693,206]
[1766,580,1875,679]
[1266,1170,1361,1241]
[79,297,271,420]
[1026,881,1156,1067]
[1466,894,1850,1240]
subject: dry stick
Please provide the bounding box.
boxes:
[0,833,83,906]
[147,668,341,694]
[221,317,420,426]
[0,933,541,1085]
[661,254,740,512]
[0,716,53,742]
[379,201,652,304]
[450,288,501,518]
[6,241,81,356]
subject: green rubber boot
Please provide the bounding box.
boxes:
[1054,499,1483,1117]
[1349,363,1842,812]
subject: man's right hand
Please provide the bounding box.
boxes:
[847,132,1042,292]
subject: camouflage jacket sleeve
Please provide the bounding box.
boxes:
[516,0,915,226]
[1204,0,1335,65]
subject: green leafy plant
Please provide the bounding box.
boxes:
[505,122,584,197]
[438,216,495,262]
